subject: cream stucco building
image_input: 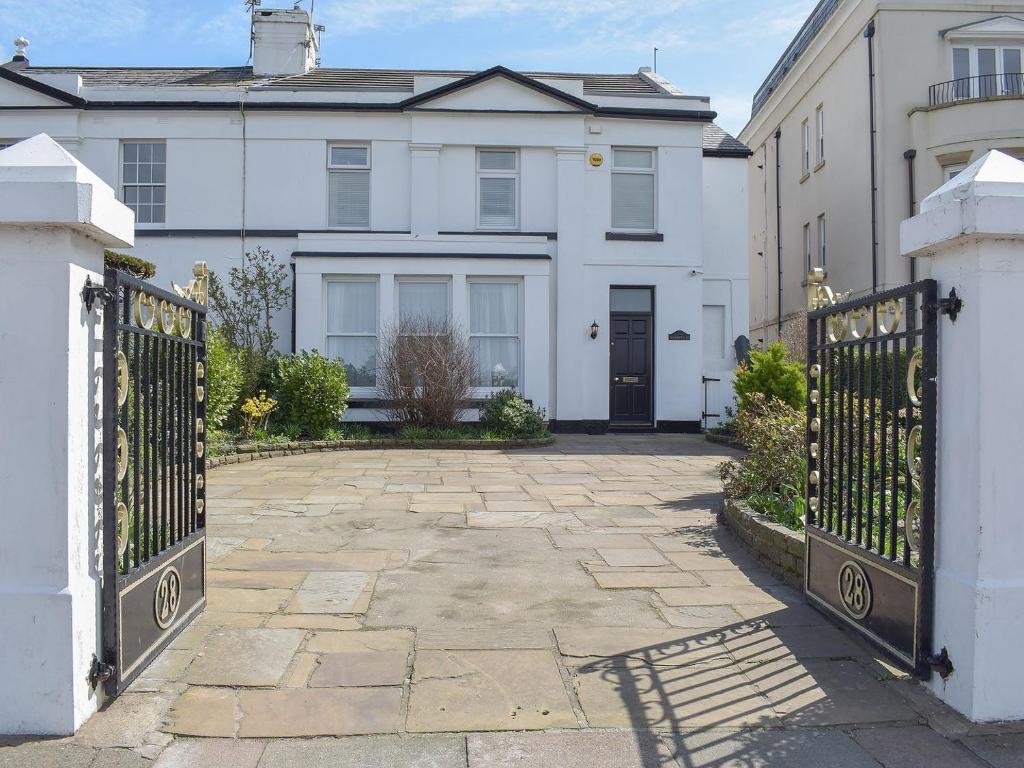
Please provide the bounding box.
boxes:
[739,0,1024,343]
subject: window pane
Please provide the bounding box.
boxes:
[138,143,152,162]
[152,204,166,224]
[152,143,166,162]
[330,146,368,167]
[399,282,448,326]
[613,149,653,169]
[123,163,137,183]
[152,163,166,183]
[479,150,516,170]
[471,337,519,388]
[479,176,516,228]
[138,163,152,183]
[1004,49,1022,95]
[123,186,138,204]
[611,173,655,230]
[326,281,377,334]
[326,336,377,387]
[123,143,138,162]
[702,305,726,364]
[953,48,970,80]
[610,287,652,313]
[328,171,370,228]
[979,48,997,97]
[470,283,518,334]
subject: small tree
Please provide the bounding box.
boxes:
[733,342,806,413]
[275,351,350,439]
[377,316,473,429]
[205,324,244,430]
[208,246,291,396]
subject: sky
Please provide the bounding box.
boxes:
[0,0,817,137]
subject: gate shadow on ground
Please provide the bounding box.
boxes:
[575,604,874,768]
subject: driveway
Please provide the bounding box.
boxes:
[4,436,1018,767]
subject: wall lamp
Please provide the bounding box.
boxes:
[590,321,600,339]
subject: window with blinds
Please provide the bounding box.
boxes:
[328,144,370,229]
[477,149,519,230]
[469,281,520,388]
[325,279,378,387]
[611,148,656,232]
[122,141,166,224]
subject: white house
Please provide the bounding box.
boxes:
[0,7,750,432]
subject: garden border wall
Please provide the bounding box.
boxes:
[208,435,557,467]
[721,497,805,588]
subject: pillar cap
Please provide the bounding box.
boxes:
[0,134,134,247]
[901,150,1024,258]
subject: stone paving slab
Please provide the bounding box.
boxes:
[592,570,703,588]
[852,725,991,768]
[183,628,304,687]
[555,627,731,666]
[257,736,468,768]
[467,730,676,768]
[310,652,410,687]
[165,687,238,737]
[238,688,404,737]
[287,571,375,614]
[416,625,554,650]
[214,549,405,571]
[307,629,415,653]
[597,548,670,567]
[407,650,577,732]
[662,728,883,768]
[153,737,267,768]
[960,732,1024,767]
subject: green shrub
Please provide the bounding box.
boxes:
[733,342,805,412]
[104,250,156,279]
[205,325,244,430]
[274,350,350,439]
[718,393,805,530]
[479,389,547,438]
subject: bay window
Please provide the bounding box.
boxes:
[398,280,450,328]
[325,279,378,387]
[469,281,520,389]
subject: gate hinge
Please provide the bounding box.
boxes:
[88,654,116,689]
[81,277,116,312]
[932,287,963,323]
[928,647,954,679]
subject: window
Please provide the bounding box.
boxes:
[951,45,1023,98]
[328,144,370,229]
[702,305,726,366]
[801,119,810,176]
[815,105,824,165]
[943,163,967,183]
[121,142,166,224]
[803,223,811,272]
[398,280,450,329]
[817,214,826,268]
[325,279,377,387]
[611,148,656,231]
[610,286,653,313]
[477,149,519,230]
[469,281,520,388]
[0,141,15,151]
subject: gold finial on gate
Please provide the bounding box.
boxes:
[172,261,210,307]
[807,268,841,311]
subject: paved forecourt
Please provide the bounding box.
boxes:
[2,435,1018,768]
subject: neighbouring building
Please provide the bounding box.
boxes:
[0,5,751,431]
[739,0,1024,344]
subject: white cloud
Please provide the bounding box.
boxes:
[709,93,753,137]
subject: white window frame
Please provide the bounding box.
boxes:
[120,140,167,226]
[476,148,520,231]
[942,163,968,184]
[803,222,811,272]
[800,119,810,177]
[949,42,1024,98]
[468,278,523,393]
[396,276,452,332]
[815,105,825,166]
[610,147,657,233]
[817,213,826,269]
[323,276,379,395]
[327,143,371,230]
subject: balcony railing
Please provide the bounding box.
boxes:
[929,73,1024,106]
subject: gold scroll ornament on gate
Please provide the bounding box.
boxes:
[115,262,210,559]
[805,269,923,556]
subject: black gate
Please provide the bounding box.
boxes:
[90,263,209,696]
[805,273,939,677]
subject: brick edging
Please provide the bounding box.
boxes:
[720,497,805,588]
[207,435,557,467]
[705,432,744,450]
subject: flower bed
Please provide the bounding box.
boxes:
[721,497,805,588]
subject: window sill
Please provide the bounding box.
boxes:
[605,232,664,242]
[814,159,825,172]
[799,172,810,184]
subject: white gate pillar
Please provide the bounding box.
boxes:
[901,150,1024,722]
[0,134,133,735]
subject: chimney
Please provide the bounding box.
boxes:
[251,5,317,77]
[4,37,29,70]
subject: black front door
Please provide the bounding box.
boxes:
[609,313,653,424]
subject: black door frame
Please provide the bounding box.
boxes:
[608,285,655,428]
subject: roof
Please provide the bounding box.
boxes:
[23,65,663,96]
[749,0,841,120]
[703,123,751,157]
